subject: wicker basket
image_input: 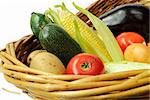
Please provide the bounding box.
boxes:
[0,0,149,100]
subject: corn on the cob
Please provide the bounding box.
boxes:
[46,4,112,63]
[73,3,124,62]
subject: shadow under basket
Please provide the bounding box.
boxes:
[0,0,150,100]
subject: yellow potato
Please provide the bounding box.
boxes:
[27,50,46,64]
[29,51,65,74]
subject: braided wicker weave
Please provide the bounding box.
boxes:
[0,0,149,100]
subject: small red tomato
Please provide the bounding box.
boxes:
[116,32,145,53]
[66,53,104,75]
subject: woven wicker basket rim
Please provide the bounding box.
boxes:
[0,0,149,99]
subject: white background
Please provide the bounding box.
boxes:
[0,0,96,100]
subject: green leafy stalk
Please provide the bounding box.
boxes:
[73,2,124,62]
[55,2,68,10]
[45,8,62,25]
[74,20,87,52]
[45,2,69,25]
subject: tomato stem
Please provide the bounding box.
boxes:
[81,62,91,70]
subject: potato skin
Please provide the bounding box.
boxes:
[29,51,65,74]
[27,50,46,64]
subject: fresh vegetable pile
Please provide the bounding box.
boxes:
[29,3,150,75]
[0,1,149,99]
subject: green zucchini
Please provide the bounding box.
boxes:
[39,24,83,66]
[30,12,52,37]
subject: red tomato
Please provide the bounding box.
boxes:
[66,53,104,75]
[116,32,145,53]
